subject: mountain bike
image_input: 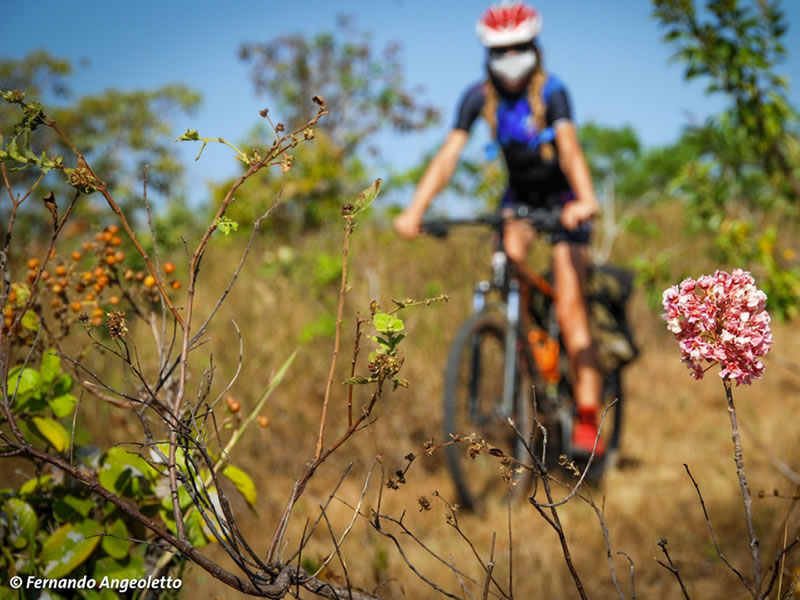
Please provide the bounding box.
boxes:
[423,206,630,510]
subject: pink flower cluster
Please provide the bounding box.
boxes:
[662,269,772,385]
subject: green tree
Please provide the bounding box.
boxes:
[216,17,441,233]
[0,51,201,234]
[652,0,800,318]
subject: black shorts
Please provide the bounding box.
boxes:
[500,189,591,245]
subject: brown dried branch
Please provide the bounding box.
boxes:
[656,538,691,600]
[683,463,752,593]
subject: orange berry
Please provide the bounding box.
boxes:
[8,290,17,303]
[143,275,156,288]
[135,272,144,281]
[92,307,104,318]
[50,298,61,308]
[114,251,124,263]
[225,396,241,413]
[98,275,109,287]
[101,232,112,243]
[93,267,104,278]
[124,269,134,281]
[105,247,115,255]
[85,292,96,302]
[257,415,270,428]
[4,306,14,318]
[108,225,119,235]
[90,316,102,327]
[55,265,67,276]
[95,233,104,242]
[75,283,85,293]
[105,255,116,266]
[49,250,56,260]
[27,257,40,269]
[163,262,175,275]
[58,277,68,288]
[93,283,103,293]
[27,272,36,284]
[111,237,122,247]
[4,316,12,329]
[170,280,181,290]
[82,241,93,251]
[71,301,82,313]
[51,284,63,294]
[41,271,50,280]
[109,296,120,306]
[71,251,82,261]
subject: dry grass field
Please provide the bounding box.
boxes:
[7,219,798,599]
[153,223,800,599]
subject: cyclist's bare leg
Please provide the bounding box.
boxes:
[502,214,535,263]
[552,241,601,413]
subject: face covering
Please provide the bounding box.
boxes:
[488,49,537,88]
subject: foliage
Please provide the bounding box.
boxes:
[0,51,200,234]
[1,86,337,598]
[239,16,440,155]
[652,0,800,319]
[210,126,367,234]
[226,17,440,232]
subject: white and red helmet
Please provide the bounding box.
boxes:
[476,3,542,48]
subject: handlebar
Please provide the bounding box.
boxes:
[421,205,563,239]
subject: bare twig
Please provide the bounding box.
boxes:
[316,213,353,459]
[656,538,691,600]
[482,533,497,600]
[683,463,752,594]
[617,551,636,600]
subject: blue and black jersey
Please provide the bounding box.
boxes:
[453,74,574,206]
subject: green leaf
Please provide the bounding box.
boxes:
[158,482,192,511]
[223,465,257,507]
[53,373,74,396]
[177,128,200,141]
[54,494,94,520]
[343,376,375,385]
[99,447,159,497]
[19,474,51,495]
[158,507,209,547]
[92,555,145,582]
[21,310,40,331]
[48,393,78,418]
[40,350,61,384]
[2,498,38,549]
[7,367,43,406]
[101,519,130,559]
[215,216,239,236]
[352,178,382,216]
[32,417,70,452]
[373,312,404,334]
[40,519,102,578]
[185,511,209,547]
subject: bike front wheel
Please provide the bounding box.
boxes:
[442,312,531,510]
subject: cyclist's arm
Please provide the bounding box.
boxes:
[394,129,469,238]
[555,121,599,230]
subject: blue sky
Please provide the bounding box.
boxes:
[3,1,799,210]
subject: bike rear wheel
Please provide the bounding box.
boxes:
[442,312,532,510]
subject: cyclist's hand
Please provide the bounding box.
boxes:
[561,199,598,231]
[393,210,423,239]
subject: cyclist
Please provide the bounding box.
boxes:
[394,2,605,454]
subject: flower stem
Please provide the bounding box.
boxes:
[723,377,760,598]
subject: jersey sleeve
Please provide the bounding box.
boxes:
[453,83,485,132]
[544,76,572,127]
